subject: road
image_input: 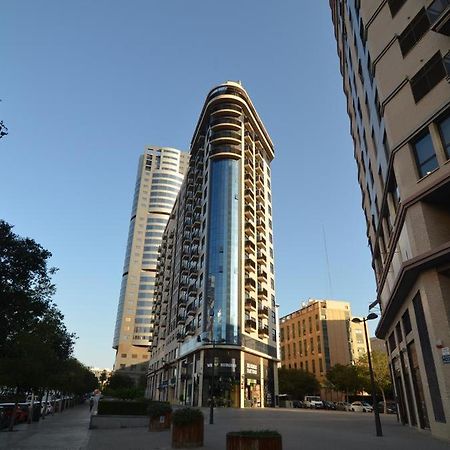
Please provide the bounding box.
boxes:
[1,403,448,450]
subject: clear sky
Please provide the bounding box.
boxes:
[1,1,377,369]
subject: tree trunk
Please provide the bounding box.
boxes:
[28,391,35,424]
[381,388,387,414]
[42,390,49,420]
[8,390,19,432]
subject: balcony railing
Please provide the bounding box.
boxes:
[427,0,450,35]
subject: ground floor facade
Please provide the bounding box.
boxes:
[147,346,278,408]
[378,267,450,442]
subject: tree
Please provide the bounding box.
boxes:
[99,370,108,387]
[0,220,58,357]
[106,373,135,390]
[0,120,8,139]
[326,364,364,402]
[278,368,320,400]
[0,220,76,430]
[357,351,392,413]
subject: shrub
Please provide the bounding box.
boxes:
[172,408,203,426]
[102,387,145,400]
[227,430,281,438]
[97,400,150,416]
[147,401,172,419]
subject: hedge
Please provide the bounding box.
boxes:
[97,400,150,416]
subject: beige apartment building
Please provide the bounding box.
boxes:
[112,146,189,382]
[330,0,450,440]
[147,81,279,408]
[279,300,368,382]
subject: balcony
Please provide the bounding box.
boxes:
[245,318,257,331]
[427,0,450,35]
[245,297,257,311]
[244,174,254,187]
[210,116,242,129]
[244,204,254,219]
[210,144,241,159]
[257,269,267,280]
[177,315,186,325]
[256,176,264,188]
[258,288,268,301]
[245,257,256,270]
[257,251,266,263]
[245,222,255,238]
[244,188,253,202]
[258,326,269,337]
[210,102,242,116]
[258,306,269,318]
[256,205,265,217]
[245,277,257,291]
[245,239,255,252]
[256,219,265,231]
[257,235,266,248]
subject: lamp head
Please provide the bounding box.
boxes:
[351,317,362,324]
[367,312,378,321]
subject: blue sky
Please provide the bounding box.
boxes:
[1,1,377,369]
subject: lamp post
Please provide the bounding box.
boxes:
[352,313,383,437]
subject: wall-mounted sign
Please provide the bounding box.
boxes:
[246,363,258,375]
[442,347,450,364]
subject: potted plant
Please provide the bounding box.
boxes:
[148,401,172,431]
[172,408,204,448]
[226,430,282,450]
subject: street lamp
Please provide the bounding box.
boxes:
[352,312,383,437]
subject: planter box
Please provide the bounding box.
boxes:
[149,412,172,431]
[226,433,282,450]
[172,419,204,448]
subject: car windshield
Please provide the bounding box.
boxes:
[362,402,371,407]
[309,397,321,402]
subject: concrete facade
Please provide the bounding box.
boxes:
[330,0,450,441]
[279,299,368,382]
[147,81,279,408]
[112,146,189,382]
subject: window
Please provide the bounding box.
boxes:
[413,131,439,177]
[398,9,430,56]
[292,323,295,339]
[319,358,323,373]
[272,329,276,342]
[388,332,396,353]
[121,353,127,358]
[299,340,302,355]
[410,52,446,103]
[402,309,412,335]
[438,114,450,159]
[387,0,406,17]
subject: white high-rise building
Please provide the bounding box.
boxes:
[113,146,189,381]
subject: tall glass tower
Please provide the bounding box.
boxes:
[148,82,279,408]
[113,146,189,382]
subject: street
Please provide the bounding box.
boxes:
[1,404,449,450]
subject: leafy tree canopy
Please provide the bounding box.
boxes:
[278,368,320,399]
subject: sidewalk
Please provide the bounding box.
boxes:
[1,405,449,450]
[0,403,91,449]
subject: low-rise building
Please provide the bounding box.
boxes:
[279,299,368,382]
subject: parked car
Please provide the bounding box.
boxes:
[322,401,336,410]
[0,406,9,429]
[351,401,373,412]
[335,401,352,411]
[0,403,27,424]
[377,401,397,414]
[293,400,304,408]
[304,396,323,409]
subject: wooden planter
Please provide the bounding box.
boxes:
[149,412,172,431]
[172,418,204,448]
[226,433,282,450]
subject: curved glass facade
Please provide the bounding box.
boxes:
[206,158,240,344]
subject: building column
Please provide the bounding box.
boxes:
[260,357,264,408]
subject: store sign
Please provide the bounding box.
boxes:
[246,363,258,375]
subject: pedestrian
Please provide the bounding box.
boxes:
[89,396,94,412]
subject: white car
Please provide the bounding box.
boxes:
[351,401,373,412]
[304,396,323,409]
